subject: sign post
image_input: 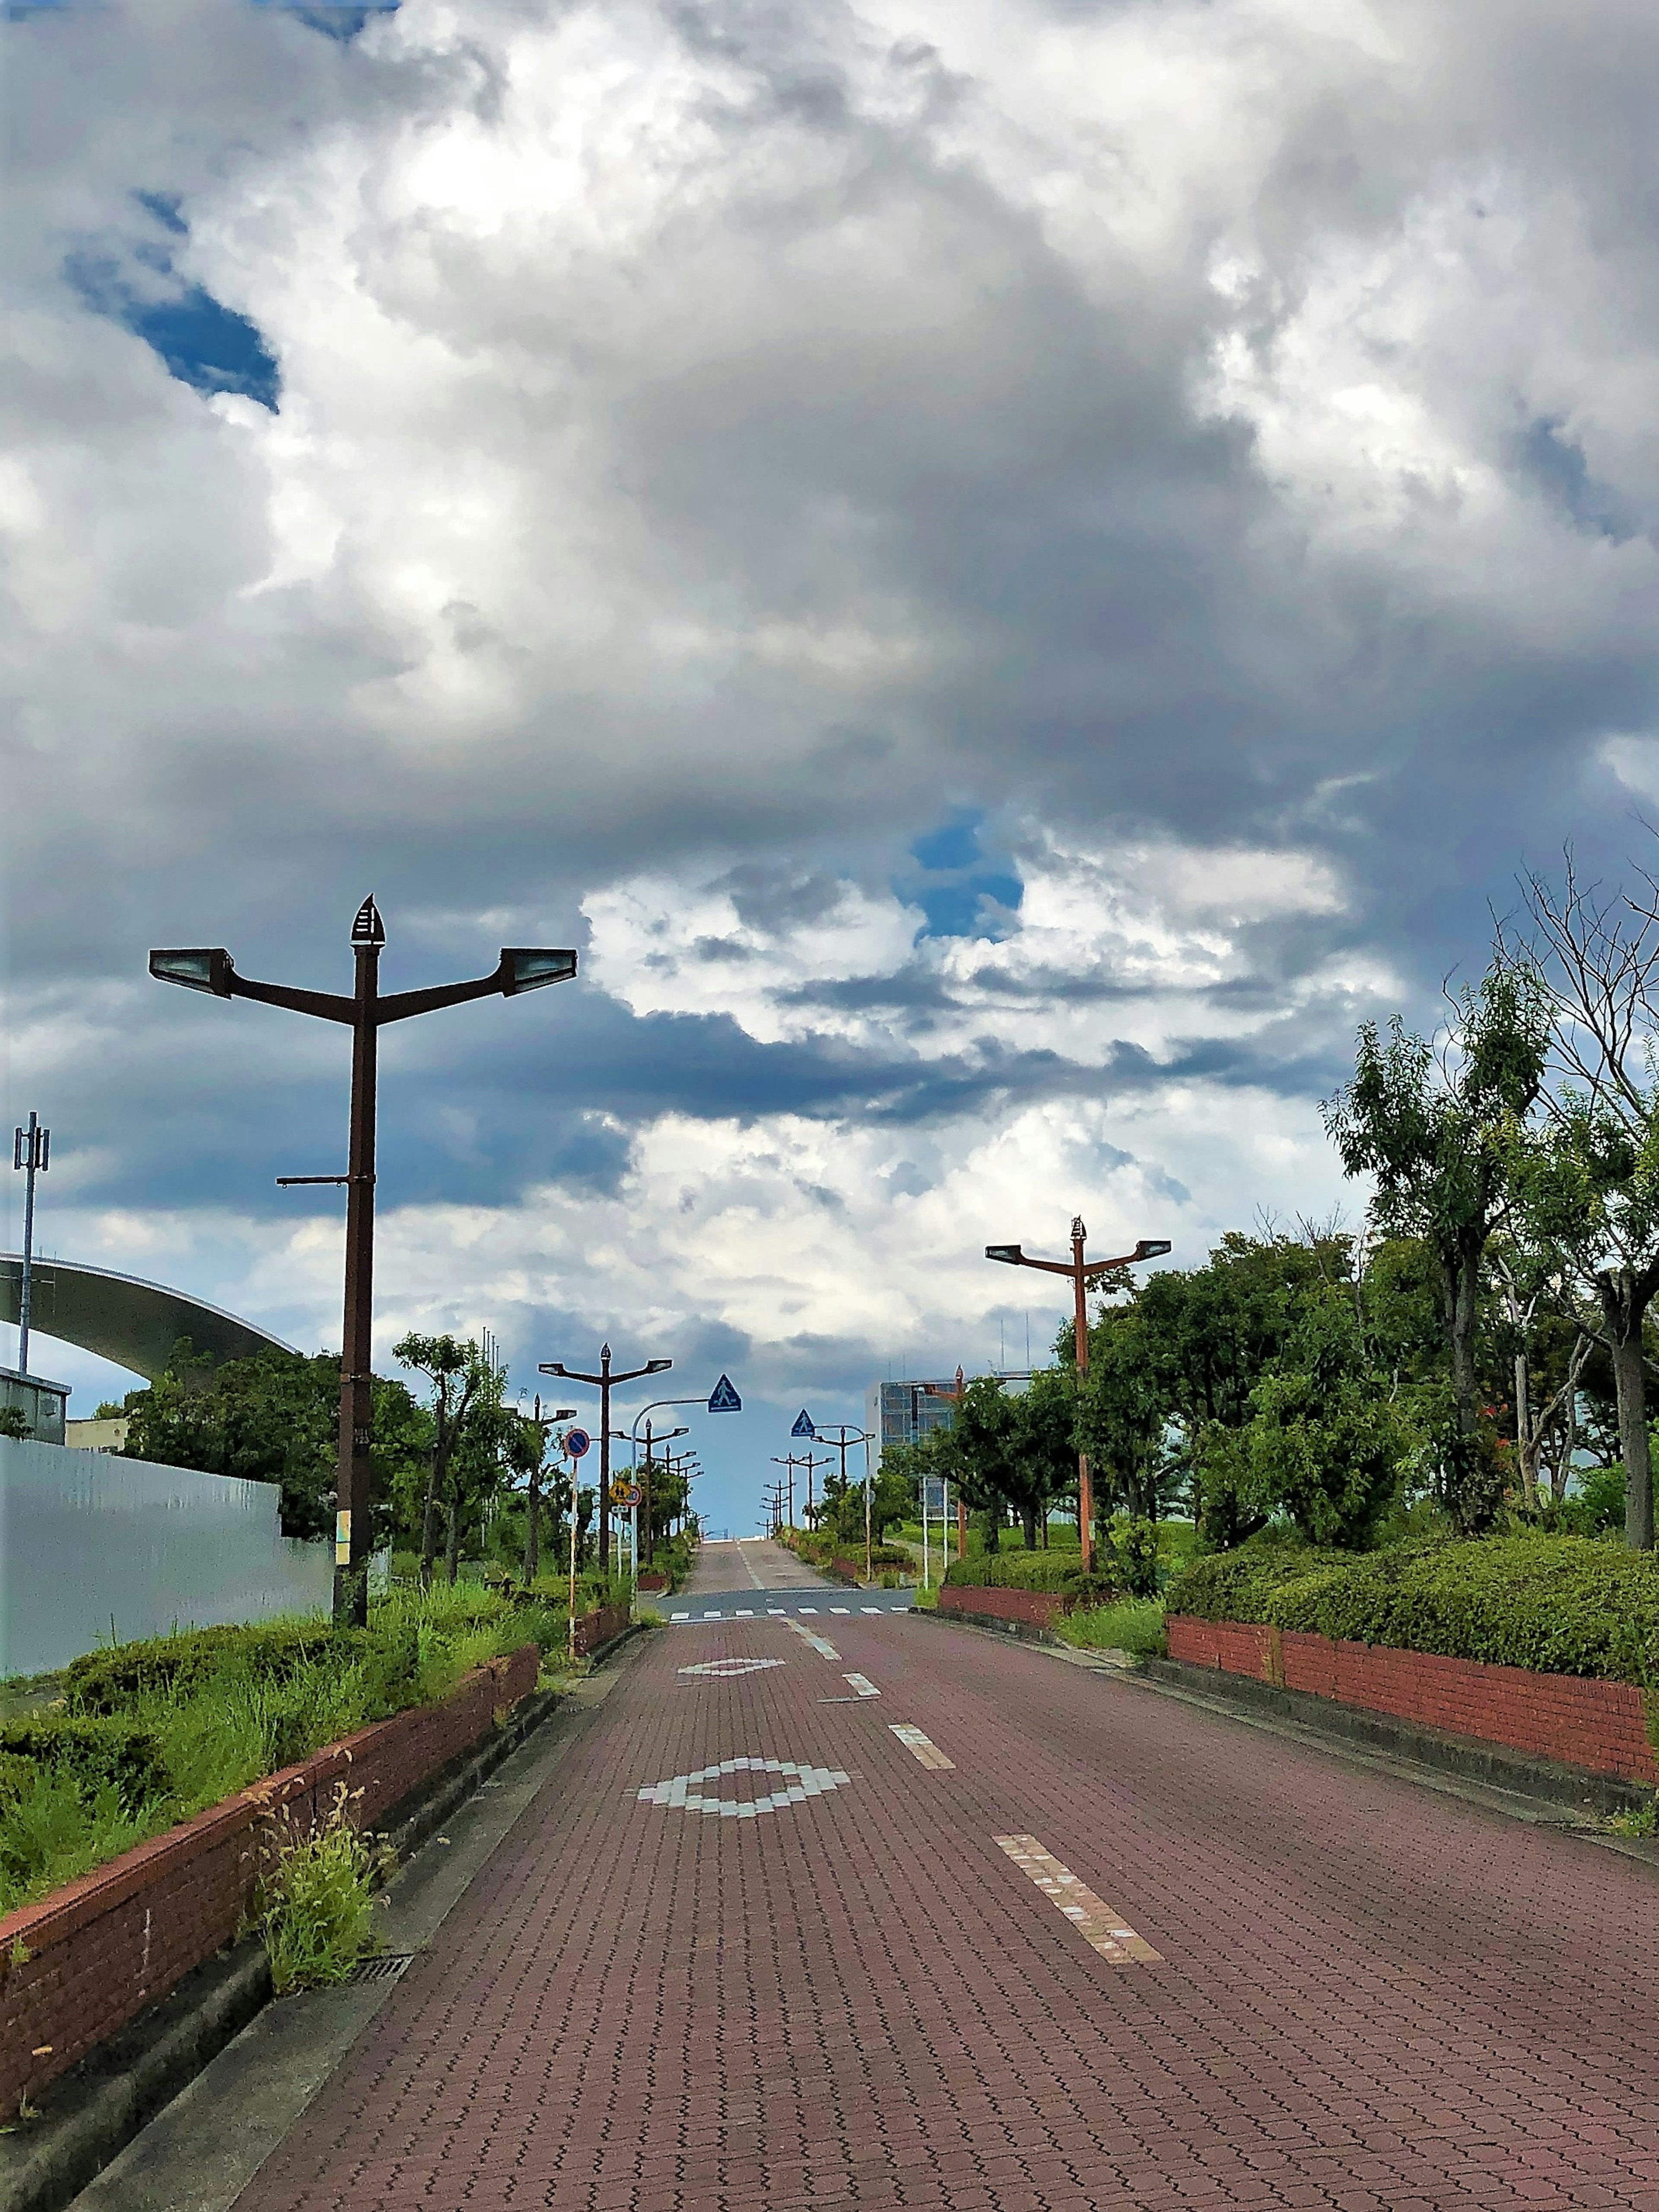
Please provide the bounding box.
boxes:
[564,1425,592,1660]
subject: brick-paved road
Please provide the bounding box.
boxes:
[237,1613,1659,2211]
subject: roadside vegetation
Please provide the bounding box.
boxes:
[0,1580,588,1922]
[893,851,1659,1677]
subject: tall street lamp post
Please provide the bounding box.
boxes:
[540,1346,671,1578]
[151,896,577,1625]
[10,1113,49,1377]
[985,1223,1170,1573]
[811,1423,875,1579]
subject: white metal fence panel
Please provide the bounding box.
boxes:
[0,1437,333,1679]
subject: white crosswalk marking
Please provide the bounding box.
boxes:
[671,1612,689,1621]
[843,1674,880,1697]
[861,1607,883,1614]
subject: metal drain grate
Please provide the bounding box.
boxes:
[346,1952,417,1986]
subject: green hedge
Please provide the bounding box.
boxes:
[0,1716,168,1811]
[1164,1534,1659,1684]
[943,1552,1120,1603]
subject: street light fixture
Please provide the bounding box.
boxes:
[151,895,578,1625]
[539,1346,671,1575]
[985,1221,1171,1573]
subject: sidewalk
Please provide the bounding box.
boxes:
[97,1607,1659,2209]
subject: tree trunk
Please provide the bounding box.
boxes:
[1602,1273,1656,1549]
[1444,1243,1480,1442]
[1513,1349,1533,1506]
[1021,1503,1038,1550]
[445,1474,462,1584]
[419,1440,448,1591]
[524,1463,541,1584]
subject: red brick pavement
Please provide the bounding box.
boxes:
[236,1614,1659,2211]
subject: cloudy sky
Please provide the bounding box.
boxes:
[6,0,1659,1533]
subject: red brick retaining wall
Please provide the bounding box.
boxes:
[1165,1616,1659,1787]
[938,1585,1069,1632]
[571,1602,632,1657]
[0,1644,539,2117]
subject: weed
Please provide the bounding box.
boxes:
[1604,1798,1658,1838]
[259,1785,395,1996]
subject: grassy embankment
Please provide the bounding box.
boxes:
[0,1575,613,1924]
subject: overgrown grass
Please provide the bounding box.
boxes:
[0,1582,577,1921]
[1057,1598,1167,1658]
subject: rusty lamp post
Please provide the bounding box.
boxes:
[985,1223,1170,1572]
[151,896,577,1626]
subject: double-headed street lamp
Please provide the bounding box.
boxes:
[539,1345,671,1576]
[985,1221,1171,1573]
[152,896,577,1626]
[808,1421,875,1579]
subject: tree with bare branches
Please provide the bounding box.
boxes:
[1499,850,1659,1549]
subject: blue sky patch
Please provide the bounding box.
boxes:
[68,239,280,412]
[903,812,1023,940]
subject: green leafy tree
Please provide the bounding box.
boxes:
[1323,963,1548,1531]
[393,1333,497,1587]
[120,1341,426,1542]
[1076,1307,1171,1525]
[1200,1285,1408,1547]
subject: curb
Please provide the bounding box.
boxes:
[0,1681,566,2212]
[1136,1655,1655,1824]
[909,1603,1066,1649]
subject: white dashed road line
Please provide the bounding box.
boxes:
[995,1836,1163,1964]
[889,1725,954,1770]
[784,1617,841,1660]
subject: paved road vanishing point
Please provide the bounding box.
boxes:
[99,1541,1659,2210]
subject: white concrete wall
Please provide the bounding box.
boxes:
[0,1437,333,1679]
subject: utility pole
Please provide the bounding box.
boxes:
[986,1223,1170,1572]
[10,1114,48,1377]
[540,1344,670,1578]
[152,898,577,1626]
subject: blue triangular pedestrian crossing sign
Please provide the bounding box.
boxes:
[708,1373,742,1413]
[791,1408,815,1438]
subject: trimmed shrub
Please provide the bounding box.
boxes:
[0,1715,168,1811]
[1164,1533,1659,1684]
[943,1552,1122,1603]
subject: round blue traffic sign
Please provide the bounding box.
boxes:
[565,1426,592,1460]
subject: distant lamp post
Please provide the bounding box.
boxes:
[151,896,577,1626]
[10,1113,49,1377]
[985,1223,1170,1572]
[540,1346,671,1578]
[810,1423,876,1579]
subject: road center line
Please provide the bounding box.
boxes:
[843,1673,880,1697]
[889,1725,954,1770]
[994,1835,1163,1964]
[784,1616,841,1660]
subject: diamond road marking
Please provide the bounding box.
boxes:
[783,1617,840,1660]
[678,1657,786,1678]
[843,1673,880,1697]
[890,1724,954,1770]
[637,1756,851,1821]
[995,1835,1163,1964]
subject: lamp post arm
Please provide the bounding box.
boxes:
[1081,1251,1147,1280]
[987,1250,1078,1279]
[227,970,356,1025]
[375,968,508,1026]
